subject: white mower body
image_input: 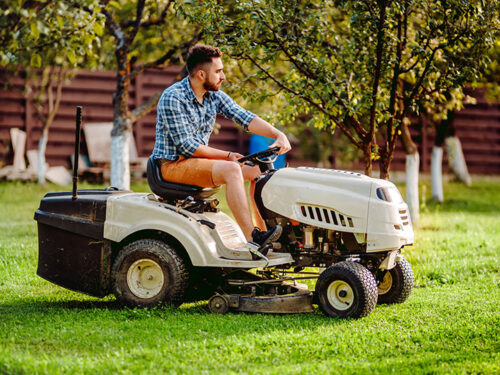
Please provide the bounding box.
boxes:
[102,167,413,269]
[261,167,414,252]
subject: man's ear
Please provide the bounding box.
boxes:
[196,69,206,81]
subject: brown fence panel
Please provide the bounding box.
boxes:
[1,68,499,174]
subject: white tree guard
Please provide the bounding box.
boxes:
[445,136,471,186]
[37,134,48,184]
[406,153,419,227]
[431,146,444,202]
[110,131,131,190]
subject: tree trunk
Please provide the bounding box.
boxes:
[406,152,420,226]
[110,117,131,190]
[431,110,453,200]
[37,127,49,184]
[400,121,419,226]
[445,136,471,186]
[431,146,444,202]
[363,142,373,177]
[110,44,132,189]
[379,148,392,180]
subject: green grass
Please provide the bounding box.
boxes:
[0,178,499,374]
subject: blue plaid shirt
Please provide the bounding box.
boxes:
[152,77,256,160]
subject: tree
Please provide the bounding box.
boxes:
[1,0,103,183]
[93,0,199,190]
[183,0,498,224]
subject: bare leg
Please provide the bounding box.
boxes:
[241,164,267,230]
[212,161,254,240]
[249,180,267,230]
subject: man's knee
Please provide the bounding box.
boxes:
[212,161,243,185]
[242,165,261,181]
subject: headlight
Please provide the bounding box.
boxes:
[376,187,391,202]
[376,186,404,203]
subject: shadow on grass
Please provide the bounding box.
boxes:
[0,296,347,330]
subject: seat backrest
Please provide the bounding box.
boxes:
[147,157,219,200]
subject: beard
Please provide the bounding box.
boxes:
[203,78,222,91]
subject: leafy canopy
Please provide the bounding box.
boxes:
[183,0,499,168]
[0,0,104,69]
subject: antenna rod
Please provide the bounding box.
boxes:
[72,106,82,200]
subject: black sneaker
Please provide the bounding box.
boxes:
[251,225,282,247]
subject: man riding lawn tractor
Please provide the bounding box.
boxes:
[34,45,414,319]
[151,45,291,250]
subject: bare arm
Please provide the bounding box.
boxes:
[247,117,291,154]
[192,145,243,161]
[192,117,290,160]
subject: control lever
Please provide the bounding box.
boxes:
[247,242,273,266]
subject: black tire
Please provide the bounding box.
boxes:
[377,256,414,304]
[112,239,188,307]
[315,261,378,319]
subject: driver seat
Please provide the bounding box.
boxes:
[147,157,220,200]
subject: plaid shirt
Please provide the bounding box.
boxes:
[151,77,256,160]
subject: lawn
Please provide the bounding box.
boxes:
[0,178,499,374]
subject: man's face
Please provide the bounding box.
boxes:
[202,57,225,91]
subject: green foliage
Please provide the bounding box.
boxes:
[182,0,499,172]
[96,0,197,70]
[0,179,499,373]
[0,1,104,69]
[479,39,500,102]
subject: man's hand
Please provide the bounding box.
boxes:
[269,131,292,155]
[228,152,244,162]
[247,116,292,155]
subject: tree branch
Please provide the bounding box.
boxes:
[368,1,387,145]
[129,91,162,123]
[253,8,315,80]
[251,3,367,139]
[243,54,362,148]
[127,26,200,80]
[126,0,146,45]
[99,0,126,48]
[121,0,174,29]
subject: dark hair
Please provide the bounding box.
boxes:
[186,45,222,76]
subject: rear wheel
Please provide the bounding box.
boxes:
[377,256,414,304]
[315,261,378,319]
[112,239,188,307]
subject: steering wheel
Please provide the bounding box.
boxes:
[237,146,281,166]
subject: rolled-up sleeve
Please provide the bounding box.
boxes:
[161,96,201,158]
[217,91,256,131]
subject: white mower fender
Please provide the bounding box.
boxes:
[103,193,218,266]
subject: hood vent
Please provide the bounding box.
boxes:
[299,204,354,229]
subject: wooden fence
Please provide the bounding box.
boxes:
[1,69,499,174]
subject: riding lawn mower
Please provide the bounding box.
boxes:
[34,108,414,319]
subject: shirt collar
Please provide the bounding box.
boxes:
[183,76,211,105]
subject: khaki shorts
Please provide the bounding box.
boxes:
[157,157,218,187]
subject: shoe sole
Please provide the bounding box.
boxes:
[260,225,283,246]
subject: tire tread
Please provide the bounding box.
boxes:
[316,261,378,318]
[112,239,188,307]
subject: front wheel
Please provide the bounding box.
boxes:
[112,239,188,307]
[315,262,378,319]
[377,256,414,304]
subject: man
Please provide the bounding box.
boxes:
[152,44,291,247]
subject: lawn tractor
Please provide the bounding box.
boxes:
[35,108,414,319]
